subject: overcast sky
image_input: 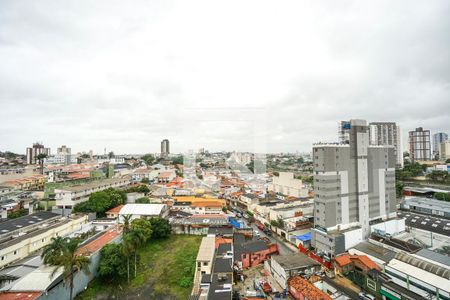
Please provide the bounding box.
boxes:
[0,0,449,155]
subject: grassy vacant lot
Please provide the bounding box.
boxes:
[76,235,202,300]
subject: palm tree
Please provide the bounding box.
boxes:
[122,214,132,234]
[127,229,146,278]
[41,237,90,300]
[36,153,47,175]
[41,236,66,265]
[122,234,134,283]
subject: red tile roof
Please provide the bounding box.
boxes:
[356,255,381,270]
[288,276,332,300]
[335,254,381,270]
[76,228,120,256]
[335,255,352,266]
[0,292,42,300]
[106,205,124,214]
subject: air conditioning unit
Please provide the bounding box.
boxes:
[217,273,228,281]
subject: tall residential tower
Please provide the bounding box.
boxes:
[312,119,396,257]
[433,132,448,160]
[369,122,403,168]
[26,142,51,165]
[408,127,431,161]
[161,139,170,158]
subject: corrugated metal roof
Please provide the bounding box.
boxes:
[415,249,450,267]
[9,265,62,291]
[395,252,450,279]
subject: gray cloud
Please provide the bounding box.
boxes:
[0,0,449,154]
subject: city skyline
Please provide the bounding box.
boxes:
[1,1,449,153]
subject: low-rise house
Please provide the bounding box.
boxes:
[170,214,229,235]
[157,171,176,183]
[118,203,168,222]
[233,234,278,269]
[105,204,124,219]
[334,254,381,276]
[53,177,131,214]
[264,253,321,290]
[130,168,158,183]
[172,200,224,215]
[4,176,45,191]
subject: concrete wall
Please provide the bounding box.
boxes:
[39,235,121,300]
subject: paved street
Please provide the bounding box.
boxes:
[248,222,296,256]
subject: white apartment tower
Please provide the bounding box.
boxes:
[312,119,396,257]
[369,122,403,168]
[408,127,431,161]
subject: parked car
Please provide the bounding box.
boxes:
[359,292,376,300]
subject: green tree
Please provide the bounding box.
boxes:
[122,235,134,283]
[97,243,127,282]
[41,236,67,265]
[135,197,150,204]
[137,185,150,195]
[426,170,448,182]
[126,229,147,278]
[8,209,28,219]
[395,182,404,198]
[435,192,450,202]
[131,218,153,238]
[141,154,155,166]
[141,177,150,184]
[122,214,132,234]
[446,159,450,164]
[73,188,126,217]
[36,153,48,174]
[41,237,90,300]
[149,217,171,239]
[171,156,184,165]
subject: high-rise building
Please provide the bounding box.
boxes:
[433,132,448,159]
[312,119,396,257]
[408,127,431,161]
[369,122,403,168]
[161,139,170,158]
[26,142,51,164]
[338,121,351,143]
[440,140,450,161]
[57,145,71,155]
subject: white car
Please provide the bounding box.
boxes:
[254,230,260,237]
